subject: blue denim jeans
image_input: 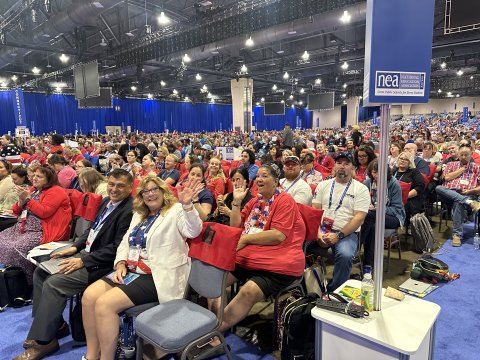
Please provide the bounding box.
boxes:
[328,232,358,292]
[435,185,474,238]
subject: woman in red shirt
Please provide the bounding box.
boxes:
[354,146,376,183]
[206,157,226,200]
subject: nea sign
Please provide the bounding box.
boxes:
[376,72,400,88]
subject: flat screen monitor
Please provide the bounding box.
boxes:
[308,93,334,111]
[264,102,285,115]
[78,87,112,108]
[445,0,480,33]
[74,62,100,99]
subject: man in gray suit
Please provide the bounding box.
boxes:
[13,169,134,360]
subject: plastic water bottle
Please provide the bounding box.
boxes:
[474,233,480,250]
[361,272,374,312]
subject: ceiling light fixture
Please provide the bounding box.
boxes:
[340,10,351,23]
[245,36,254,47]
[195,73,202,81]
[301,50,310,60]
[131,86,137,91]
[470,75,474,80]
[300,88,305,94]
[261,97,265,102]
[32,66,40,74]
[457,70,464,76]
[55,86,62,92]
[440,62,447,69]
[283,71,289,79]
[240,64,248,73]
[11,75,18,81]
[456,94,460,97]
[289,94,294,100]
[100,37,107,47]
[343,83,347,89]
[173,89,178,95]
[158,11,170,25]
[147,93,153,99]
[256,102,260,106]
[315,78,321,85]
[0,82,7,88]
[184,96,190,102]
[272,84,278,90]
[341,61,349,70]
[291,104,295,108]
[160,81,166,87]
[299,101,303,105]
[437,89,442,93]
[281,100,285,103]
[183,54,191,63]
[59,53,69,63]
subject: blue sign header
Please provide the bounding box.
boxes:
[12,89,27,126]
[363,0,435,106]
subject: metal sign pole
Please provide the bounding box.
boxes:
[373,103,390,310]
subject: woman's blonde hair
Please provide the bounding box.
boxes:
[133,176,177,220]
[79,168,106,193]
[208,156,226,182]
[398,151,415,169]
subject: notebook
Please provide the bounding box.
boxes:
[399,278,432,294]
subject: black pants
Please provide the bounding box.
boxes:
[360,211,400,267]
[0,217,18,232]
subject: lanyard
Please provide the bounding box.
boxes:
[161,169,173,180]
[394,171,405,182]
[302,169,315,180]
[281,175,302,193]
[91,203,111,231]
[355,167,366,177]
[128,212,161,249]
[328,179,352,212]
[462,163,471,179]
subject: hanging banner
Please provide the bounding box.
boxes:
[363,0,435,106]
[372,111,377,125]
[463,107,469,123]
[12,89,27,126]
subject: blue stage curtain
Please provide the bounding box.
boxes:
[0,91,17,135]
[253,106,312,130]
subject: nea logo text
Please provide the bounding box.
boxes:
[376,72,400,89]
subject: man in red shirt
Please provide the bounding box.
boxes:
[435,144,480,247]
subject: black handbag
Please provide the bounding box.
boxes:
[0,266,31,311]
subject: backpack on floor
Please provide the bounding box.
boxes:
[0,265,30,310]
[280,293,320,360]
[410,213,435,253]
[69,293,86,343]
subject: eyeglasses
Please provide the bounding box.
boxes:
[140,187,160,196]
[397,157,409,161]
[357,154,368,158]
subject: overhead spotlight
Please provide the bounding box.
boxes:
[207,92,212,98]
[283,71,289,79]
[340,10,351,23]
[342,93,347,98]
[55,87,62,92]
[240,64,248,73]
[470,75,474,80]
[291,104,295,108]
[342,83,347,89]
[440,62,447,69]
[183,54,191,63]
[457,70,464,76]
[256,102,260,106]
[300,88,305,94]
[147,93,153,99]
[195,73,202,81]
[11,75,18,81]
[456,94,460,97]
[343,100,347,104]
[299,101,303,105]
[160,80,166,86]
[447,92,452,97]
[210,98,215,103]
[157,11,170,25]
[272,84,278,90]
[100,37,107,47]
[173,89,178,95]
[59,53,69,63]
[281,100,285,103]
[301,50,310,60]
[315,78,321,85]
[245,36,254,47]
[341,61,349,70]
[261,97,265,102]
[0,82,7,88]
[184,96,190,102]
[131,86,137,91]
[289,94,294,100]
[437,89,442,93]
[32,66,40,74]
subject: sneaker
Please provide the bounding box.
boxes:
[469,200,480,213]
[452,234,462,247]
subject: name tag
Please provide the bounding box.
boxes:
[459,179,469,186]
[20,210,27,219]
[127,246,141,272]
[85,229,96,253]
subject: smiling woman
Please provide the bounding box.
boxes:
[81,175,203,360]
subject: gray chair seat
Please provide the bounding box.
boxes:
[136,299,218,351]
[124,302,159,317]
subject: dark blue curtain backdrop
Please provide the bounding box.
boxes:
[358,102,380,122]
[253,106,312,130]
[0,91,233,135]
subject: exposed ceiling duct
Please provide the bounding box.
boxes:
[102,2,367,81]
[0,0,122,70]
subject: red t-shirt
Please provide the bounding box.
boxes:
[236,192,306,276]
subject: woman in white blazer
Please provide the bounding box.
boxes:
[82,175,204,360]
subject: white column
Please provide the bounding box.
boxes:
[231,78,253,132]
[346,96,361,127]
[401,104,412,115]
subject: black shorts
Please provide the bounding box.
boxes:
[231,265,299,299]
[102,273,158,305]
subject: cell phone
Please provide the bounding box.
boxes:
[202,225,216,245]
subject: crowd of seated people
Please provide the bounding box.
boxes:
[2,111,480,359]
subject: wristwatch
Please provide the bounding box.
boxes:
[337,231,345,240]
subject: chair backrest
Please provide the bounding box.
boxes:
[427,164,437,183]
[399,181,411,205]
[188,259,227,299]
[296,203,323,241]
